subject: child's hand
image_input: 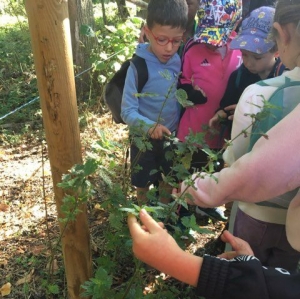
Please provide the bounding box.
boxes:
[217,230,254,260]
[148,124,171,139]
[172,186,180,196]
[193,84,206,97]
[209,110,227,128]
[128,209,182,270]
[224,104,237,120]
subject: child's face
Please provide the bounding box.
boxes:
[241,49,278,79]
[145,24,185,64]
[205,44,219,51]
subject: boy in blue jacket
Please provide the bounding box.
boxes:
[121,0,187,204]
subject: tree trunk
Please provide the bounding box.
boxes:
[127,0,148,10]
[115,0,129,20]
[132,0,149,20]
[68,0,95,101]
[100,0,107,25]
[24,1,92,298]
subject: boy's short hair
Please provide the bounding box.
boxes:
[146,0,188,30]
[231,6,276,54]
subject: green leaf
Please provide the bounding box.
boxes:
[47,284,59,295]
[109,212,123,229]
[94,61,106,71]
[176,89,194,107]
[143,206,164,215]
[119,207,138,216]
[135,92,158,98]
[159,69,172,80]
[83,159,98,176]
[131,203,140,210]
[181,215,212,234]
[149,169,159,175]
[181,152,192,170]
[80,24,96,37]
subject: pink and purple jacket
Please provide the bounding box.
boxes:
[177,42,242,148]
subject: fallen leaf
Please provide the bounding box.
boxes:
[16,269,34,286]
[0,282,11,296]
[91,239,98,252]
[0,203,9,212]
[31,244,46,255]
[17,247,25,254]
[46,259,58,274]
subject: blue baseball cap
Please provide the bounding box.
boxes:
[230,6,275,54]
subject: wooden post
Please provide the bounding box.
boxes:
[24,1,92,298]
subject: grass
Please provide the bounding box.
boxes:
[0,16,40,137]
[0,1,141,145]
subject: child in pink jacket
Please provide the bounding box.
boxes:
[178,0,242,164]
[177,0,242,220]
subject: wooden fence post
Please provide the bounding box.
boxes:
[25,1,92,297]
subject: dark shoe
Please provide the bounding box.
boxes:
[195,206,227,221]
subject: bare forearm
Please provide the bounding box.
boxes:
[159,250,202,287]
[136,236,202,286]
[128,211,202,286]
[182,104,300,207]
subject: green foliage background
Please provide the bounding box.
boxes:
[0,1,204,298]
[1,1,260,298]
[0,0,142,143]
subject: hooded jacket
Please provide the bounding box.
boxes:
[121,43,181,134]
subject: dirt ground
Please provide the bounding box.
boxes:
[0,114,227,298]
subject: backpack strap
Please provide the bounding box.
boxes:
[249,79,300,150]
[274,61,286,77]
[130,55,148,93]
[180,38,198,70]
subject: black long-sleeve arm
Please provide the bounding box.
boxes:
[218,65,260,111]
[196,255,300,299]
[219,70,242,110]
[179,83,207,105]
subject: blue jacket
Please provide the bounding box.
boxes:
[121,43,181,134]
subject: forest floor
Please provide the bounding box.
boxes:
[0,113,227,298]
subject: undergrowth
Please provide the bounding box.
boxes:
[0,1,279,298]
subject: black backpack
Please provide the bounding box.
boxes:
[104,55,148,124]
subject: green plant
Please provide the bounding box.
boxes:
[1,3,283,297]
[46,283,60,296]
[0,14,40,144]
[55,72,219,298]
[79,13,143,112]
[81,267,113,298]
[22,282,30,298]
[55,81,282,298]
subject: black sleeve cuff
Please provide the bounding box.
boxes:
[179,84,207,105]
[196,255,228,299]
[196,255,272,299]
